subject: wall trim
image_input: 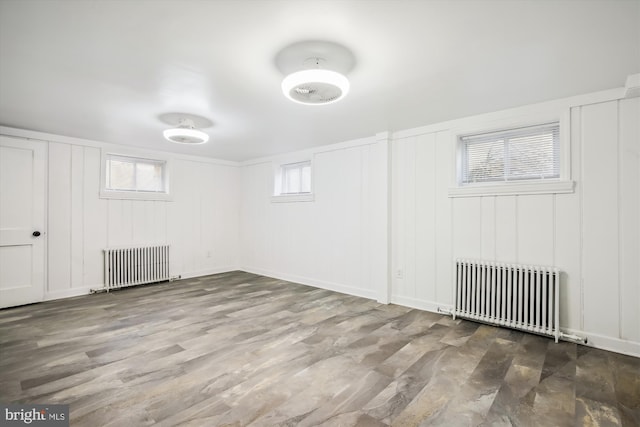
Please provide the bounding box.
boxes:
[391,87,624,140]
[448,180,575,198]
[562,327,640,358]
[45,286,95,301]
[241,266,378,301]
[0,126,239,167]
[240,135,379,167]
[390,295,453,314]
[178,266,240,280]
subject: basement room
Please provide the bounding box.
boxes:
[0,0,639,426]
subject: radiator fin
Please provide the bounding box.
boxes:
[104,245,170,291]
[454,259,560,342]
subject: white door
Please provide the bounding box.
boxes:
[0,136,46,308]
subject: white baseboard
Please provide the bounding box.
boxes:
[390,295,453,314]
[42,267,240,302]
[241,266,378,301]
[390,295,639,358]
[45,286,95,300]
[561,327,640,358]
[178,266,240,280]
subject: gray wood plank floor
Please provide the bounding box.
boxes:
[1,271,639,426]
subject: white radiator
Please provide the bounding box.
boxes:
[103,245,170,291]
[454,259,560,342]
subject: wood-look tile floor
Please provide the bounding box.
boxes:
[1,271,639,426]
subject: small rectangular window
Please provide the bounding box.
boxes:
[271,159,313,202]
[105,154,166,192]
[101,153,171,200]
[460,122,560,184]
[280,161,311,195]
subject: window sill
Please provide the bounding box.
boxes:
[271,193,314,203]
[448,180,575,198]
[99,190,173,201]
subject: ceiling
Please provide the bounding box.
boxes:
[0,0,638,161]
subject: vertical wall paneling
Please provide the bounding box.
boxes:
[580,101,620,338]
[48,143,71,293]
[35,134,241,297]
[360,145,371,294]
[619,97,640,342]
[554,106,583,330]
[414,133,436,302]
[452,197,482,260]
[239,139,385,300]
[404,138,417,298]
[70,145,84,289]
[494,196,518,263]
[391,139,406,297]
[372,134,390,303]
[82,147,107,289]
[480,196,496,260]
[434,131,453,305]
[516,195,554,266]
[390,94,640,355]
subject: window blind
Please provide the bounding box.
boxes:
[461,123,560,184]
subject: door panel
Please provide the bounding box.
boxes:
[0,136,46,308]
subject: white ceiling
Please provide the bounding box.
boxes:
[1,0,638,161]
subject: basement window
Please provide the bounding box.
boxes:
[450,121,574,197]
[100,153,171,201]
[272,160,314,202]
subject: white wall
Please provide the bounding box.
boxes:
[239,136,388,301]
[2,87,637,358]
[391,94,640,356]
[0,130,241,300]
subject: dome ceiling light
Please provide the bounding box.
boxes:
[276,41,356,106]
[163,118,209,144]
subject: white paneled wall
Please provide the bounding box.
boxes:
[391,96,640,356]
[239,138,388,301]
[1,87,636,357]
[45,139,239,299]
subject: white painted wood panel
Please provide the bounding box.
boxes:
[359,145,372,297]
[579,101,620,338]
[452,197,482,260]
[369,138,389,303]
[403,139,417,299]
[391,138,408,298]
[619,97,640,342]
[516,195,554,266]
[82,146,106,289]
[434,131,453,305]
[48,143,71,292]
[494,196,517,263]
[389,94,640,355]
[554,106,583,330]
[415,134,435,302]
[239,139,385,300]
[480,197,496,260]
[41,136,240,296]
[70,145,84,289]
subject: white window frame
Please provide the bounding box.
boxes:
[271,159,314,203]
[100,150,172,201]
[449,110,574,197]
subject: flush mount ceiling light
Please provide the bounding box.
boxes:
[282,59,350,105]
[276,41,355,106]
[163,118,209,144]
